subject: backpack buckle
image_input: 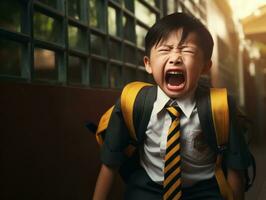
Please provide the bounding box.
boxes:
[217,145,227,154]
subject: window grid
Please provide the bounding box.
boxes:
[176,0,207,23]
[0,0,162,88]
[163,0,207,23]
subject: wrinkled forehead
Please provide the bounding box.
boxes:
[155,28,200,48]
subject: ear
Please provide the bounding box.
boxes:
[144,56,152,74]
[201,60,212,74]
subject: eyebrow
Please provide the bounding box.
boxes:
[158,44,197,49]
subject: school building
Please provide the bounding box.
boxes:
[0,0,265,199]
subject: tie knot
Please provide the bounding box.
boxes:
[166,106,182,120]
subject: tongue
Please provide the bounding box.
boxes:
[168,75,185,86]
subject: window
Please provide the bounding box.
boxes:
[90,59,107,87]
[124,44,136,64]
[89,0,105,30]
[68,55,83,84]
[135,1,157,27]
[34,48,58,81]
[123,14,135,42]
[175,0,207,22]
[136,25,147,48]
[68,25,87,51]
[124,0,134,12]
[34,12,63,44]
[109,39,121,60]
[137,50,145,66]
[124,67,136,84]
[109,64,122,88]
[68,0,82,21]
[91,33,106,56]
[0,0,21,32]
[108,6,119,36]
[166,0,176,14]
[0,0,162,88]
[36,0,59,10]
[0,38,22,77]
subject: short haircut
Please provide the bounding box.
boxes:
[144,12,214,61]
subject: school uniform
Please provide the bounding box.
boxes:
[100,82,252,199]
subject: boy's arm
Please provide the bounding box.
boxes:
[93,164,117,200]
[227,168,245,200]
[93,100,130,199]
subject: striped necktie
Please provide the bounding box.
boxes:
[163,105,182,200]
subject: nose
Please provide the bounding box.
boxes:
[169,54,183,65]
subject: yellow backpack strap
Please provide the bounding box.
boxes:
[95,106,115,146]
[95,81,152,155]
[120,81,152,156]
[210,88,234,200]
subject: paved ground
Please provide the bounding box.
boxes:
[246,136,266,200]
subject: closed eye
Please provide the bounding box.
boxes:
[181,48,196,54]
[158,48,170,52]
[179,45,197,53]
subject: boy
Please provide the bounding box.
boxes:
[93,13,251,200]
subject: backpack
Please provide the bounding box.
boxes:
[87,81,255,200]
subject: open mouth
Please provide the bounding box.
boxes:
[165,71,185,87]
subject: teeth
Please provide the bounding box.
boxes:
[168,71,183,75]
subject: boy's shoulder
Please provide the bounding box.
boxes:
[108,82,156,142]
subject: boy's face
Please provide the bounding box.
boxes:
[144,29,212,99]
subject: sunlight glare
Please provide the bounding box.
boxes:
[228,0,266,19]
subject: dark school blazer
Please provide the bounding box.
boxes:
[100,83,252,181]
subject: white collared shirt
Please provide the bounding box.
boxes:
[139,86,216,187]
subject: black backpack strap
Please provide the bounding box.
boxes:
[134,85,157,142]
[119,82,155,182]
[197,86,234,200]
[196,85,218,151]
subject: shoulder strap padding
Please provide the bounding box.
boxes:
[210,88,234,200]
[210,88,229,148]
[121,81,153,142]
[95,81,152,146]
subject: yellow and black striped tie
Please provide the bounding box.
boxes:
[163,106,182,200]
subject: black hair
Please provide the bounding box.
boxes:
[144,12,214,61]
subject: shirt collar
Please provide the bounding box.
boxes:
[153,86,170,115]
[154,86,196,118]
[175,92,196,118]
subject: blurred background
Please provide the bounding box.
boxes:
[0,0,265,199]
